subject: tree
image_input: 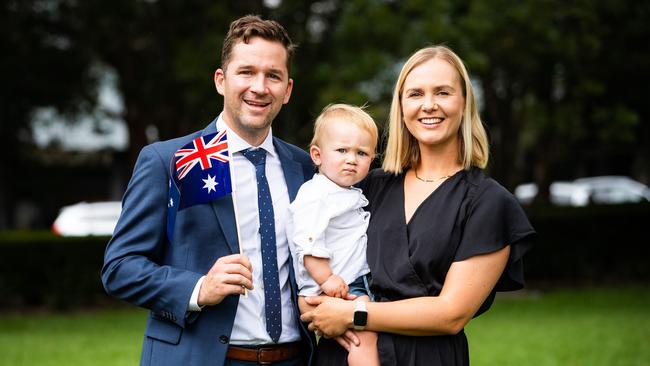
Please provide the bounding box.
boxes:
[0,0,97,228]
[309,0,650,201]
[4,0,649,228]
[457,0,649,200]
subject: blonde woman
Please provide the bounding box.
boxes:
[303,45,535,366]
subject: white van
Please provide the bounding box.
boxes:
[52,201,122,236]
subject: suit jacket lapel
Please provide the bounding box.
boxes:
[201,118,218,136]
[273,138,304,202]
[209,196,239,254]
[201,122,305,254]
[202,118,239,254]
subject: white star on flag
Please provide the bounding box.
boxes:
[202,174,218,193]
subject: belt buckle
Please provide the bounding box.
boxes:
[257,347,274,365]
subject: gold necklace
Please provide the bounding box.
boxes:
[414,167,452,183]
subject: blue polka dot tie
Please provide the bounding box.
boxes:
[241,148,282,343]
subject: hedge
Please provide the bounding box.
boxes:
[0,232,110,309]
[523,203,650,284]
[1,203,649,308]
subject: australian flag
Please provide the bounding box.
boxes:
[167,130,232,241]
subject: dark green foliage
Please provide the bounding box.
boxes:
[524,203,650,283]
[2,201,650,310]
[0,232,110,309]
[2,0,650,229]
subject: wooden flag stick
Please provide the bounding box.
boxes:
[228,140,247,297]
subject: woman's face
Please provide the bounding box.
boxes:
[400,57,465,150]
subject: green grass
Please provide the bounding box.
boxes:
[0,307,147,366]
[466,285,650,366]
[0,286,648,366]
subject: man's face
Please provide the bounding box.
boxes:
[215,37,293,146]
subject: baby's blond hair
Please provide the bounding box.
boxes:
[310,103,378,152]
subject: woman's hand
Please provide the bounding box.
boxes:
[300,295,355,338]
[334,330,361,351]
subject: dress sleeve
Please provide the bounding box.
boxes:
[454,179,536,291]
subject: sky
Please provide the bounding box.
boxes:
[31,66,129,152]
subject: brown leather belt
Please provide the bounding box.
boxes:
[226,342,302,364]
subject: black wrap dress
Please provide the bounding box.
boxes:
[315,168,535,366]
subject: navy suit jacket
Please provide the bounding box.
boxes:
[101,119,316,366]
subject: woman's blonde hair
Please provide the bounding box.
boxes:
[311,103,378,153]
[382,45,489,174]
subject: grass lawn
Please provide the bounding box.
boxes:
[0,306,147,366]
[466,285,650,366]
[0,286,648,365]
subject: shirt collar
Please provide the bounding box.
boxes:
[216,113,277,157]
[313,173,362,193]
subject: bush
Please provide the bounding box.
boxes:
[524,203,650,283]
[0,231,111,309]
[1,203,649,309]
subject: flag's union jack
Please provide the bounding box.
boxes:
[175,130,229,179]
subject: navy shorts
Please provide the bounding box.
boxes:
[348,274,374,301]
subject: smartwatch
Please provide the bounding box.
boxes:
[353,301,368,330]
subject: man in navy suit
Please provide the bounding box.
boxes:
[102,15,316,366]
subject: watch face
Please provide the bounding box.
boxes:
[354,310,368,326]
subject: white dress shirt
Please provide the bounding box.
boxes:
[189,114,301,345]
[287,173,371,296]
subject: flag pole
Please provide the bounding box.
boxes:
[227,137,248,297]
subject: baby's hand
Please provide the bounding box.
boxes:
[320,274,348,298]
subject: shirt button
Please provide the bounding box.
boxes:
[219,335,229,344]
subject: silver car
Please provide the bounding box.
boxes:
[514,176,650,206]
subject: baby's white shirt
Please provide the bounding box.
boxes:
[287,173,371,296]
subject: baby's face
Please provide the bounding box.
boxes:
[310,119,375,188]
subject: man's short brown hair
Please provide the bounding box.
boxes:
[221,15,295,72]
